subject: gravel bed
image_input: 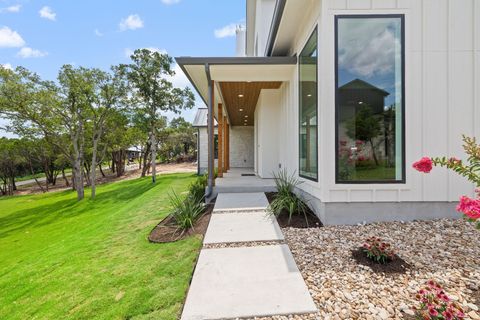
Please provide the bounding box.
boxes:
[280,219,480,320]
[212,209,269,214]
[203,240,284,249]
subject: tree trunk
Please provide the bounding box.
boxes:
[111,150,126,177]
[151,132,157,183]
[28,159,45,193]
[62,168,70,187]
[11,176,16,191]
[99,164,105,177]
[369,139,379,166]
[72,144,84,200]
[90,135,99,199]
[111,155,115,173]
[141,142,151,177]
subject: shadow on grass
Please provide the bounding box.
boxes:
[0,174,194,239]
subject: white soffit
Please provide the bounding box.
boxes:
[181,62,295,105]
[272,0,315,56]
[210,64,294,82]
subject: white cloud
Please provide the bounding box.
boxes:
[338,19,401,78]
[1,63,13,70]
[124,47,167,58]
[0,26,25,47]
[214,23,238,38]
[161,0,181,4]
[170,63,190,88]
[0,4,21,13]
[94,29,103,37]
[39,6,56,21]
[17,47,48,58]
[119,14,143,31]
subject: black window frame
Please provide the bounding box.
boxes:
[334,14,406,184]
[298,26,319,182]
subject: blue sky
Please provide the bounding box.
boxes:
[0,0,245,137]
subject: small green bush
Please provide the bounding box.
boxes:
[169,191,205,231]
[268,169,309,225]
[189,176,206,203]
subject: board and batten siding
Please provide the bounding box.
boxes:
[308,0,480,203]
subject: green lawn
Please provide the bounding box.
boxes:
[0,173,200,320]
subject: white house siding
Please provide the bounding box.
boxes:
[314,0,480,205]
[230,126,255,168]
[198,127,218,174]
[247,0,480,224]
[255,89,281,178]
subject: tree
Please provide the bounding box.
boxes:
[345,104,382,166]
[118,49,194,183]
[0,138,24,195]
[159,117,196,163]
[87,68,127,199]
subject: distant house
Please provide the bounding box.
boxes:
[192,108,217,175]
[177,0,480,225]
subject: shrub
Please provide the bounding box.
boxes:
[414,280,465,319]
[413,135,480,229]
[362,237,395,264]
[273,168,300,196]
[268,169,309,225]
[169,191,204,231]
[189,175,207,203]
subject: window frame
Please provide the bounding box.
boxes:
[334,14,406,184]
[298,26,319,182]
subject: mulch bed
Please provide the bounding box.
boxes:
[265,192,322,228]
[148,202,214,243]
[351,247,411,275]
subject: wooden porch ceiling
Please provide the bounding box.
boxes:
[219,82,282,126]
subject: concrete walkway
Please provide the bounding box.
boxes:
[181,192,317,320]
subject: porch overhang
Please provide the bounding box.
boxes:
[175,56,297,108]
[175,56,296,199]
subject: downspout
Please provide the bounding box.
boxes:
[205,63,214,199]
[197,128,200,175]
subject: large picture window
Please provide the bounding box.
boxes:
[335,15,405,183]
[299,28,318,181]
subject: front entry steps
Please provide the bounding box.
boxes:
[180,192,317,320]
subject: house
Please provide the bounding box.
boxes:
[192,108,218,175]
[176,0,480,225]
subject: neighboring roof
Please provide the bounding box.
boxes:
[339,79,390,96]
[192,108,217,127]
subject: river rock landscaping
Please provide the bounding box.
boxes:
[276,219,479,320]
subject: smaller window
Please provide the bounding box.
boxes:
[299,28,318,181]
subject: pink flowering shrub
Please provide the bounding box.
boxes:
[414,280,465,320]
[413,157,433,173]
[362,237,395,264]
[413,135,480,229]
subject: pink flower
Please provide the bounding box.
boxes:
[443,310,454,320]
[456,196,480,220]
[413,157,433,173]
[428,306,439,316]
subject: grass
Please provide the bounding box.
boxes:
[348,165,396,181]
[0,173,200,320]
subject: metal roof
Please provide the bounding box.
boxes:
[192,108,217,127]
